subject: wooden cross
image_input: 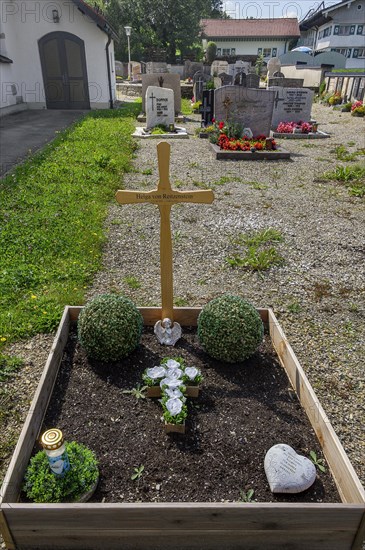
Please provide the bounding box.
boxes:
[115,142,214,322]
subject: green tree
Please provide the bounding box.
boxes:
[206,41,217,63]
[105,0,225,63]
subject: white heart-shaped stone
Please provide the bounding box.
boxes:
[264,444,316,494]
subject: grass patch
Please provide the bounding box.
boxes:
[181,98,193,116]
[0,354,24,382]
[321,164,365,197]
[174,297,188,307]
[0,106,139,347]
[226,228,284,271]
[332,145,365,162]
[123,276,142,290]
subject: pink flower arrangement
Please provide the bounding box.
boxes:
[276,121,313,134]
[351,101,363,112]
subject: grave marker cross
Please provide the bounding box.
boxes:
[116,142,214,323]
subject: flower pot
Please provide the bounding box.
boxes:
[164,422,186,434]
[186,385,200,398]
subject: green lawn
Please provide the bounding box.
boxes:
[0,104,140,348]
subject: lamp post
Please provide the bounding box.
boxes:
[124,26,132,81]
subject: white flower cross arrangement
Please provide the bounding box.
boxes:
[142,357,202,427]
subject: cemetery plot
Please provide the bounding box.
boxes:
[1,306,364,550]
[210,142,291,160]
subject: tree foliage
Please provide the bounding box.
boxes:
[206,41,217,63]
[103,0,225,63]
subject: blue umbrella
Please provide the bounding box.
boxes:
[291,46,313,53]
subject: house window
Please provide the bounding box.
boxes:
[231,48,236,55]
[217,48,221,56]
[350,25,355,35]
[257,48,262,55]
[334,25,354,35]
[272,48,277,56]
[354,48,365,58]
[263,48,272,57]
[357,25,364,34]
[323,27,331,37]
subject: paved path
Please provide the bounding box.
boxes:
[0,109,85,177]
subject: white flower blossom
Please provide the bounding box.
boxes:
[146,366,166,380]
[165,397,183,416]
[160,377,182,389]
[166,367,183,380]
[184,367,199,381]
[165,359,180,369]
[165,387,184,399]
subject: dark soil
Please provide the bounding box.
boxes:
[40,326,340,504]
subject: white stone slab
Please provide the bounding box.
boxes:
[145,86,175,131]
[264,444,316,494]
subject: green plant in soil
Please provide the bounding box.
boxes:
[141,168,153,175]
[287,301,302,314]
[0,107,139,348]
[150,124,169,135]
[131,464,145,481]
[226,228,284,271]
[197,294,264,363]
[309,451,327,473]
[77,294,143,361]
[122,384,148,399]
[23,441,99,503]
[181,98,193,115]
[174,297,188,307]
[321,164,365,197]
[239,488,256,502]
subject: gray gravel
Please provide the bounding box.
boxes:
[1,102,364,514]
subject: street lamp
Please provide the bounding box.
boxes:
[124,26,132,81]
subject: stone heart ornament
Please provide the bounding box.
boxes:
[264,444,317,494]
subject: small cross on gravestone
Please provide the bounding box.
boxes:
[115,142,214,344]
[199,90,214,127]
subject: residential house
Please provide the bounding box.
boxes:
[200,18,300,64]
[0,0,118,115]
[299,0,365,68]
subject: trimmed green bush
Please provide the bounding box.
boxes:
[23,441,99,503]
[197,295,264,363]
[78,294,143,361]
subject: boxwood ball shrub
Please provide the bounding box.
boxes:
[197,295,264,363]
[78,294,143,361]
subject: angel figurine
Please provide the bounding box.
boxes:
[154,317,182,346]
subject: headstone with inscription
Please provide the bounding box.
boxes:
[145,86,174,130]
[219,72,233,86]
[200,90,214,126]
[211,60,228,77]
[146,62,168,74]
[131,62,142,82]
[264,444,316,494]
[214,86,275,137]
[184,60,204,79]
[142,74,181,114]
[269,86,314,128]
[269,77,304,88]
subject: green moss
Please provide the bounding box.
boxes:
[77,294,143,361]
[197,295,264,363]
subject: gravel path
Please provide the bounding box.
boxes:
[2,101,364,510]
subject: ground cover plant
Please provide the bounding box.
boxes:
[0,105,139,347]
[226,228,284,271]
[321,164,365,198]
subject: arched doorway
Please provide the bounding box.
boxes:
[39,32,90,109]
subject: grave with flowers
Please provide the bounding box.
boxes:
[271,121,330,139]
[208,87,291,160]
[0,142,364,550]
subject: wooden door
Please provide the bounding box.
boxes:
[39,32,90,109]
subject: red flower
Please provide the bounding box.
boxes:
[212,117,215,123]
[219,121,225,130]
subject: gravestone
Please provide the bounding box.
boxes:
[233,60,250,77]
[273,71,285,78]
[246,73,260,88]
[267,57,281,78]
[268,77,304,88]
[146,62,168,74]
[269,86,314,128]
[219,72,233,86]
[193,71,210,102]
[234,72,247,86]
[116,142,214,326]
[211,60,228,77]
[145,86,175,130]
[213,76,222,89]
[142,74,181,114]
[200,90,214,126]
[131,62,142,82]
[214,86,275,137]
[115,60,125,78]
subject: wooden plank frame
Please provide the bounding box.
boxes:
[1,306,364,550]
